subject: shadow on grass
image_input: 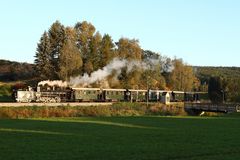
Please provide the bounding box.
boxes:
[39,118,159,129]
[0,117,161,137]
[0,128,72,135]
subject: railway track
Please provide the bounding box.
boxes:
[0,102,113,107]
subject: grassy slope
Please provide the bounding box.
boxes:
[0,116,240,160]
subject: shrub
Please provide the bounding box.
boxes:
[0,102,188,119]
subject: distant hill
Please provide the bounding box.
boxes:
[0,59,35,82]
[1,58,240,83]
[194,66,240,82]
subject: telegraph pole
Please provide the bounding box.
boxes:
[221,90,225,104]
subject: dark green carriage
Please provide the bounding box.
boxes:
[73,88,100,102]
[103,89,125,101]
[130,89,147,102]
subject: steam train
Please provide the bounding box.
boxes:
[14,84,201,103]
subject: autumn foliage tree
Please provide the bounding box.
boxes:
[116,38,143,88]
[168,59,197,91]
[34,20,198,91]
[58,27,82,80]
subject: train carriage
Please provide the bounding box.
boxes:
[103,88,126,102]
[72,88,100,102]
[129,89,147,102]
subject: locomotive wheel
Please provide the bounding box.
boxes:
[44,98,50,103]
[50,98,56,103]
[47,98,52,103]
[55,97,61,103]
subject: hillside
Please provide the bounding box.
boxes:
[0,59,35,82]
[194,66,240,81]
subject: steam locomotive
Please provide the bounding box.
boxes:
[14,84,201,103]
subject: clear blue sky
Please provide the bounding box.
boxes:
[0,0,239,66]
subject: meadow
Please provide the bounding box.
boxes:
[0,116,240,160]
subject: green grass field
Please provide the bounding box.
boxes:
[0,116,240,160]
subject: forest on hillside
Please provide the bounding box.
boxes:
[195,66,240,102]
[0,60,34,81]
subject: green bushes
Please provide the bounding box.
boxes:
[147,102,186,116]
[0,102,186,119]
[0,84,13,102]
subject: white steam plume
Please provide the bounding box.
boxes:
[69,58,148,87]
[146,57,174,73]
[38,80,68,87]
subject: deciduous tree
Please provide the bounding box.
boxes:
[58,27,82,80]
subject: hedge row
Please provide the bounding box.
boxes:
[0,102,187,118]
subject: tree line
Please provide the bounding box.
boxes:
[34,20,198,91]
[0,60,34,81]
[196,67,240,103]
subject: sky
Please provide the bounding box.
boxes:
[0,0,239,66]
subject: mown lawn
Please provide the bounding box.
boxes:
[0,116,240,160]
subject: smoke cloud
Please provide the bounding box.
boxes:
[38,80,68,87]
[38,57,174,88]
[69,58,148,87]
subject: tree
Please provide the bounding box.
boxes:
[208,76,225,103]
[34,31,52,79]
[116,38,142,60]
[142,50,160,60]
[169,59,196,91]
[142,50,166,89]
[89,31,102,71]
[116,38,143,88]
[226,78,240,102]
[48,20,65,79]
[59,39,82,80]
[74,21,96,74]
[99,34,115,68]
[58,27,83,80]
